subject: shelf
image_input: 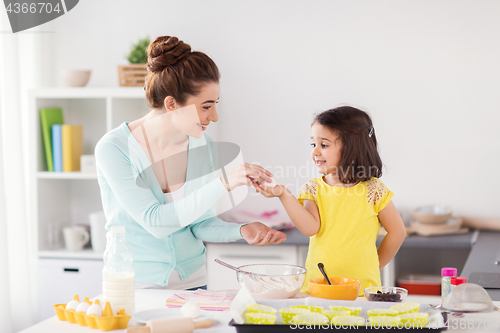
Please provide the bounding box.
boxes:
[37,172,97,179]
[30,87,145,99]
[38,249,103,260]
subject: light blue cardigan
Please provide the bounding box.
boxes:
[95,122,242,286]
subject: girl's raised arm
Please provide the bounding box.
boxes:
[253,184,321,236]
[377,201,406,269]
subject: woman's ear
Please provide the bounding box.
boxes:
[164,96,177,111]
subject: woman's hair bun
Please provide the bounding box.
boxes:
[146,36,191,73]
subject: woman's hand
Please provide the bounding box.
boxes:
[220,163,273,192]
[253,182,288,198]
[240,222,286,246]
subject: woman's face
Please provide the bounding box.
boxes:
[172,82,220,138]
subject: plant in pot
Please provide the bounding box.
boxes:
[118,36,150,87]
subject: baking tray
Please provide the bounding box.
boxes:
[230,298,447,332]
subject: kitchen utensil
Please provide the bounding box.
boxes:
[364,286,408,302]
[215,259,280,291]
[126,318,214,333]
[430,283,500,313]
[317,263,331,285]
[215,259,306,299]
[308,277,360,300]
[412,205,452,224]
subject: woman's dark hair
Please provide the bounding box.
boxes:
[314,106,383,184]
[144,36,220,109]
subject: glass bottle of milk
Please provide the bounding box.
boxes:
[102,226,135,315]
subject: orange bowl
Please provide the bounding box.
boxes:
[309,277,360,300]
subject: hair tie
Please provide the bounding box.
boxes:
[368,127,374,137]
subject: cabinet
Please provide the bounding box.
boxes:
[29,88,147,321]
[38,258,103,320]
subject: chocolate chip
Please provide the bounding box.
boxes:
[367,291,402,302]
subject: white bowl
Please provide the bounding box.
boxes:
[63,70,91,87]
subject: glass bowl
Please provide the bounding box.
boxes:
[364,286,408,302]
[236,264,306,299]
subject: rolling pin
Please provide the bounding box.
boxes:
[126,318,214,333]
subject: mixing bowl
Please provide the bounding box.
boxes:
[236,264,306,299]
[308,277,360,300]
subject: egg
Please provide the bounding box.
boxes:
[75,301,91,313]
[86,303,103,317]
[260,177,277,188]
[65,300,79,310]
[180,301,201,318]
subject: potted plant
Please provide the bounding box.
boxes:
[118,36,150,87]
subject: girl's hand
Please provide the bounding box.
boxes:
[220,162,273,191]
[253,182,288,198]
[240,222,286,246]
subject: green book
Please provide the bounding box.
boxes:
[40,108,64,171]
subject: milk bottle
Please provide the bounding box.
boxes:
[102,226,135,315]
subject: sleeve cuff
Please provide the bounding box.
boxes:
[231,223,244,241]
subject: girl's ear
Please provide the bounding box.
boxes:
[164,96,177,112]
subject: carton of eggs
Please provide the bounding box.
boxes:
[53,294,131,331]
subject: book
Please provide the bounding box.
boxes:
[52,124,63,172]
[62,125,83,172]
[40,108,64,171]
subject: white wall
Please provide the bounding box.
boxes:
[50,0,500,219]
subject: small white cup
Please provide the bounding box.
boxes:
[63,226,90,251]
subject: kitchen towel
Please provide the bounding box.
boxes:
[165,290,238,311]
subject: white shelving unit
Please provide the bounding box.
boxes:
[29,87,148,321]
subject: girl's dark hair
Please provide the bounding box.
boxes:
[144,36,220,109]
[314,106,383,184]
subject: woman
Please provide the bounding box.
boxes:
[95,36,286,290]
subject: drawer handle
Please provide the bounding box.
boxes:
[220,255,281,260]
[64,268,79,272]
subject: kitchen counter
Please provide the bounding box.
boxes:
[461,230,500,301]
[21,290,500,333]
[235,227,477,249]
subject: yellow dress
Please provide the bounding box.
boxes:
[297,177,393,295]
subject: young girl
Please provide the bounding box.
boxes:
[254,106,406,295]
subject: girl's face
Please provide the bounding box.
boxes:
[311,122,342,176]
[172,82,220,138]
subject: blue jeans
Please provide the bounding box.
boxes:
[186,285,207,291]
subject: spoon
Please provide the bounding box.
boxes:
[214,259,275,290]
[317,263,331,285]
[214,259,250,275]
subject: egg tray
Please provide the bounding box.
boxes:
[53,296,131,331]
